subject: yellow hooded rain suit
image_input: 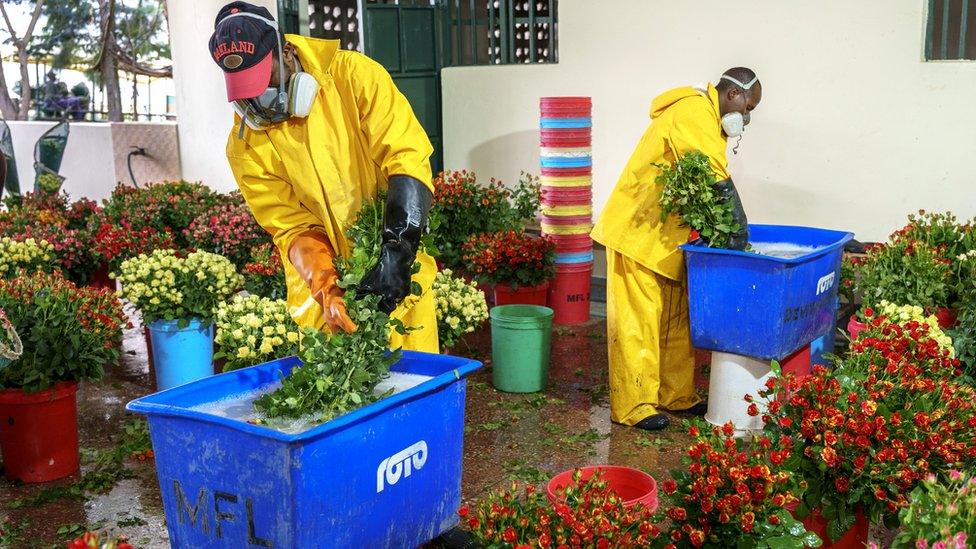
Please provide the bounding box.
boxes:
[591,84,730,425]
[226,35,438,352]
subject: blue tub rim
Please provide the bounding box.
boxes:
[680,223,853,264]
[126,351,482,444]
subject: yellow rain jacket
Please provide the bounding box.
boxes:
[226,35,438,353]
[592,84,729,280]
[592,84,729,425]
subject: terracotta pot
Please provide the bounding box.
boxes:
[88,263,114,290]
[0,382,80,482]
[493,281,549,307]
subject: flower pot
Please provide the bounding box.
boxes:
[148,319,215,391]
[547,466,658,512]
[0,381,80,482]
[935,307,958,329]
[847,315,867,341]
[490,305,553,393]
[88,263,114,290]
[801,507,868,548]
[494,281,549,307]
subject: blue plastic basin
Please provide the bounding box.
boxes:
[127,352,482,548]
[680,224,853,360]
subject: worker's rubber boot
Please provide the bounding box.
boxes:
[634,413,670,431]
[681,402,708,417]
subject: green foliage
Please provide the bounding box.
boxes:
[656,150,742,249]
[948,300,976,376]
[857,240,952,309]
[253,199,417,422]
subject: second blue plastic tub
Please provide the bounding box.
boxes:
[681,224,853,360]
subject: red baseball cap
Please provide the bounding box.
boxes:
[209,2,280,101]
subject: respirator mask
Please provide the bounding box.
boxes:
[224,11,319,137]
[718,73,757,153]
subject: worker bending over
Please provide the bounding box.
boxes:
[592,67,761,430]
[209,1,438,352]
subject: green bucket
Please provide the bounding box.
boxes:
[490,304,554,393]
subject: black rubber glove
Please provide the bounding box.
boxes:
[714,177,749,250]
[359,175,433,314]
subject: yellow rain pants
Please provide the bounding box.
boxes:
[606,251,698,424]
[592,84,730,424]
[226,35,438,352]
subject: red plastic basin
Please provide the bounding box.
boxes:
[547,465,658,511]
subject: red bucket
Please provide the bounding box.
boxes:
[549,263,593,324]
[547,465,657,511]
[541,166,592,177]
[540,97,592,116]
[542,188,592,205]
[540,129,592,148]
[801,507,868,548]
[781,345,811,379]
[550,234,593,253]
[493,281,549,307]
[540,214,592,226]
[0,381,80,482]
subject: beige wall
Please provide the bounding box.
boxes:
[6,121,180,202]
[442,0,976,242]
[168,0,278,192]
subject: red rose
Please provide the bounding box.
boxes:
[834,477,850,493]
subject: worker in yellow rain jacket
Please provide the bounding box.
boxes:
[591,67,762,431]
[208,2,438,352]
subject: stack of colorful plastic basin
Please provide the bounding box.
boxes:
[540,96,593,325]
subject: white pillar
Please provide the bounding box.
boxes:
[167,0,278,192]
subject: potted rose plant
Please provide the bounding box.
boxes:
[460,470,660,548]
[892,470,975,549]
[462,230,556,306]
[0,237,56,278]
[89,221,176,286]
[116,249,243,391]
[185,200,269,269]
[214,294,300,372]
[0,270,125,483]
[432,268,488,352]
[755,308,976,547]
[659,421,820,548]
[242,242,287,299]
[100,181,220,249]
[431,170,541,271]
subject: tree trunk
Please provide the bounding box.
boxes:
[16,47,31,120]
[0,66,18,120]
[99,0,124,122]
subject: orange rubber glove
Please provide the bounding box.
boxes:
[287,231,357,333]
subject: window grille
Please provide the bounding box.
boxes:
[926,0,976,60]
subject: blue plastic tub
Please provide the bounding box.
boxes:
[681,224,853,360]
[149,318,215,390]
[127,351,482,548]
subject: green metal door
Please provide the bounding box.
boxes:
[363,0,446,174]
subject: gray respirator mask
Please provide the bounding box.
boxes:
[225,12,319,138]
[719,74,757,153]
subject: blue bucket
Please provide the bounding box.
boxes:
[126,352,482,548]
[148,318,215,391]
[681,224,852,361]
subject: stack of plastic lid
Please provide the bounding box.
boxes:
[539,96,592,325]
